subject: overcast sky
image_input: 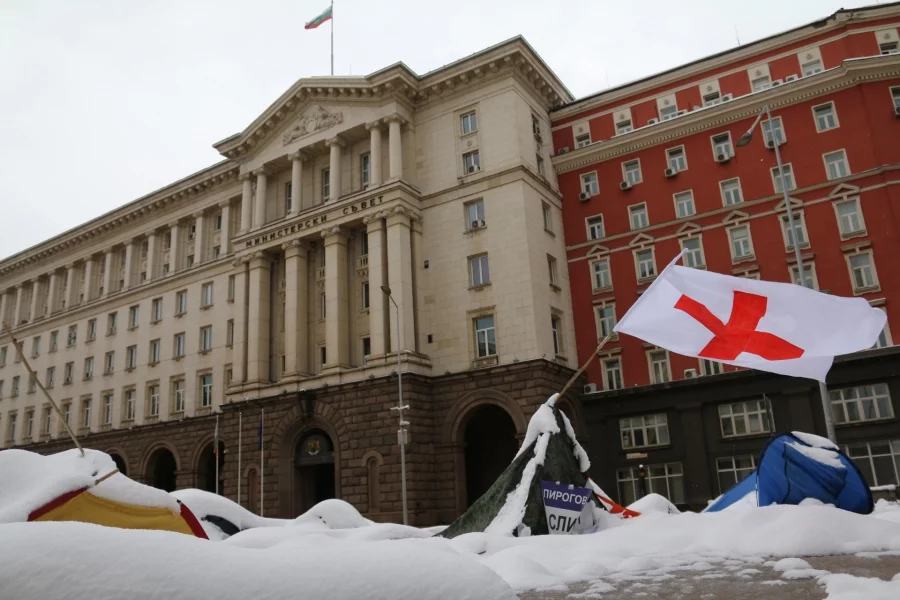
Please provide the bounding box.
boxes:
[1,0,856,260]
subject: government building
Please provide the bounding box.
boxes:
[0,38,581,524]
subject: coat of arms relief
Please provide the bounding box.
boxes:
[282,105,344,146]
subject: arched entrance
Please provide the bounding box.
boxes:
[293,431,336,516]
[197,441,225,494]
[146,448,177,492]
[109,453,127,476]
[463,405,518,508]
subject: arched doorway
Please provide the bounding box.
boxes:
[197,441,225,494]
[146,448,177,492]
[109,453,127,476]
[463,405,518,508]
[293,431,336,516]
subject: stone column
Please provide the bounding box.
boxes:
[231,259,249,385]
[282,240,309,376]
[366,121,383,187]
[322,227,349,368]
[47,271,60,315]
[246,252,271,385]
[170,221,183,273]
[385,208,416,352]
[193,211,206,264]
[387,115,404,181]
[219,200,233,256]
[240,174,253,233]
[123,240,134,290]
[146,232,158,281]
[83,257,96,302]
[326,137,344,202]
[64,263,77,309]
[253,169,268,230]
[102,249,114,297]
[0,290,7,325]
[29,278,42,322]
[364,212,388,357]
[13,284,24,325]
[289,152,304,216]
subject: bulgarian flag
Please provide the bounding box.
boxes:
[305,4,333,29]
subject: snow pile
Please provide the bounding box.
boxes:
[822,573,900,599]
[628,493,680,514]
[171,489,288,540]
[788,442,845,469]
[791,431,839,450]
[871,499,900,524]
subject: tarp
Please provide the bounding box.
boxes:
[705,432,873,514]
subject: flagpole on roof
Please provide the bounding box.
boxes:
[330,0,334,76]
[260,407,265,517]
[237,411,242,507]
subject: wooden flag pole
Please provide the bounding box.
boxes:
[558,333,614,399]
[2,321,84,456]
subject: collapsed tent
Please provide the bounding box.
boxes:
[705,431,873,514]
[0,448,207,538]
[440,394,610,538]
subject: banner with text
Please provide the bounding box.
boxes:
[540,480,593,535]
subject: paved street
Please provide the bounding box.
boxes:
[519,554,900,599]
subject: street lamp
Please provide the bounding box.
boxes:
[381,285,409,525]
[736,104,837,444]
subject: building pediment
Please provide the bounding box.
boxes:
[774,197,803,212]
[586,244,611,257]
[722,210,750,224]
[828,182,861,198]
[676,222,701,236]
[282,106,344,145]
[628,233,655,247]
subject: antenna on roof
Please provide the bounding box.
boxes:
[734,24,741,46]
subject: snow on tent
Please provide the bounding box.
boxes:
[440,394,613,538]
[705,431,873,514]
[0,448,207,538]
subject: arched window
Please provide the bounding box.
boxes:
[247,467,260,514]
[367,456,380,512]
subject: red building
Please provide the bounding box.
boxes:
[551,5,900,392]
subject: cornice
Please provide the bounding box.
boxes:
[552,56,900,174]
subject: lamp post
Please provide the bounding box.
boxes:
[736,105,837,444]
[381,285,409,525]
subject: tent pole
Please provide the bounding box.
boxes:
[558,333,614,399]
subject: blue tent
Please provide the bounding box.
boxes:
[705,432,873,514]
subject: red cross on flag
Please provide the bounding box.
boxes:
[614,254,886,382]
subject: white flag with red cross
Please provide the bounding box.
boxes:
[613,255,886,382]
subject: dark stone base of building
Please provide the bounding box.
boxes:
[582,347,900,511]
[23,359,583,526]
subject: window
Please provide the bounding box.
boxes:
[0,346,5,366]
[666,147,687,172]
[174,333,186,358]
[227,276,236,302]
[659,105,678,121]
[226,320,235,346]
[46,367,55,389]
[547,256,558,287]
[848,253,877,291]
[126,345,137,369]
[893,87,900,110]
[31,336,40,358]
[43,407,52,436]
[711,133,733,160]
[680,237,705,269]
[617,463,684,506]
[12,376,20,397]
[615,120,633,135]
[648,350,670,383]
[96,394,112,426]
[673,191,695,218]
[163,263,170,275]
[284,182,293,214]
[843,440,900,488]
[87,319,97,341]
[717,456,757,494]
[635,249,656,281]
[622,160,641,185]
[771,164,795,193]
[587,216,605,240]
[320,346,327,366]
[173,380,185,413]
[580,172,599,196]
[361,282,370,310]
[200,326,212,351]
[780,214,807,248]
[84,357,93,380]
[751,75,771,91]
[881,41,900,55]
[703,91,721,106]
[532,114,542,139]
[128,305,139,329]
[536,152,545,177]
[460,111,477,135]
[322,167,330,200]
[474,315,496,358]
[188,224,196,242]
[148,385,160,417]
[0,381,3,398]
[813,103,838,131]
[463,150,481,174]
[359,231,369,256]
[824,150,850,180]
[24,410,34,439]
[151,298,163,321]
[835,199,864,236]
[67,325,77,347]
[362,337,371,360]
[629,204,648,230]
[64,362,74,385]
[49,331,58,352]
[762,118,786,147]
[360,153,371,187]
[700,358,724,376]
[728,225,753,260]
[575,133,591,148]
[123,390,135,421]
[469,254,490,287]
[873,311,892,349]
[214,213,223,231]
[542,203,552,230]
[212,246,221,259]
[147,339,160,364]
[104,351,115,375]
[466,200,485,230]
[201,282,214,307]
[8,413,17,442]
[175,290,187,315]
[719,399,771,437]
[551,315,562,356]
[603,358,623,390]
[831,384,893,424]
[28,377,36,394]
[188,252,195,266]
[591,259,611,291]
[164,232,172,250]
[200,374,213,408]
[595,305,616,338]
[14,341,22,363]
[620,413,669,449]
[790,263,817,289]
[802,59,823,76]
[107,312,117,336]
